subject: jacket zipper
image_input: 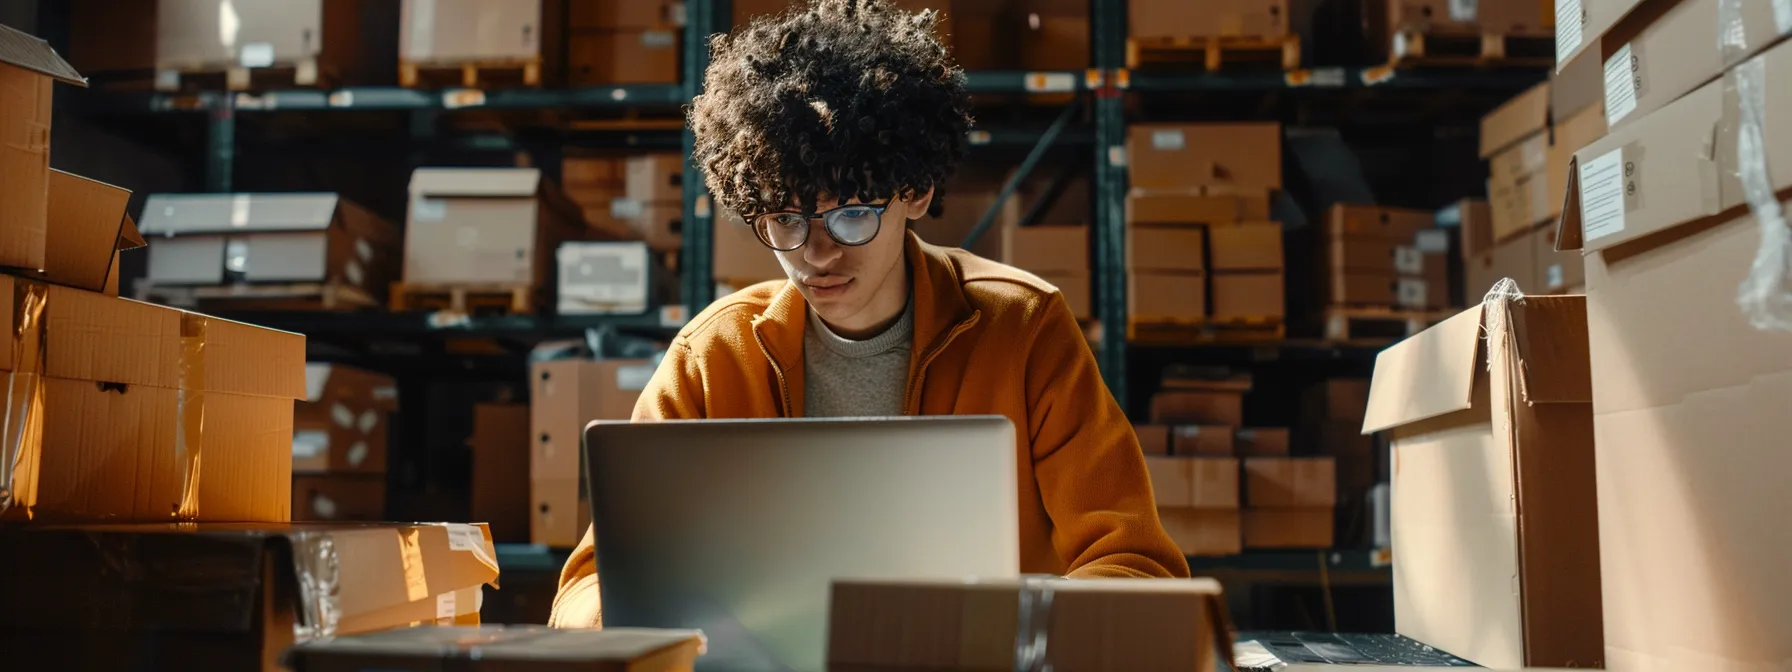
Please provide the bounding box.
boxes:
[753,328,794,417]
[904,311,982,414]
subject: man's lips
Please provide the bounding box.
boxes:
[802,276,851,289]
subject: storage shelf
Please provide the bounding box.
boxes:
[1126,66,1548,92]
[1187,548,1391,574]
[211,309,682,339]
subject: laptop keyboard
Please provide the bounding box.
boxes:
[1238,632,1476,668]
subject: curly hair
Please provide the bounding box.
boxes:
[688,0,973,218]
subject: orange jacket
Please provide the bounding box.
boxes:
[548,232,1190,628]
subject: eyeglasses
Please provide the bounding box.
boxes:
[746,201,891,251]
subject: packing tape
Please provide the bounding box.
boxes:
[292,531,344,641]
[399,527,432,603]
[173,315,207,520]
[1728,58,1792,330]
[0,282,47,517]
[1718,0,1749,63]
[1011,575,1059,672]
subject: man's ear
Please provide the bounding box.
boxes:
[903,187,936,221]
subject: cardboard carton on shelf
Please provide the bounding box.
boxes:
[1242,508,1333,549]
[1159,507,1244,556]
[530,357,656,547]
[470,403,531,544]
[1001,224,1088,274]
[1300,379,1370,424]
[1040,272,1091,320]
[0,278,308,524]
[1453,198,1496,258]
[1579,0,1787,134]
[1244,457,1338,507]
[1171,425,1235,455]
[1127,122,1282,193]
[1362,295,1602,669]
[1479,81,1549,159]
[288,626,707,671]
[1150,390,1245,426]
[1327,231,1452,277]
[1464,231,1536,301]
[1145,456,1241,509]
[0,27,86,274]
[557,241,678,316]
[571,0,684,29]
[139,193,402,300]
[1127,224,1206,273]
[1127,189,1273,225]
[568,29,680,85]
[1211,271,1285,320]
[293,363,398,474]
[828,577,1234,671]
[402,167,583,289]
[1128,272,1206,324]
[153,0,373,86]
[1129,0,1290,39]
[292,473,386,522]
[1328,270,1450,310]
[1364,0,1554,61]
[1209,221,1284,271]
[0,522,500,671]
[1134,423,1170,455]
[400,0,543,66]
[1235,427,1290,456]
[1529,226,1584,293]
[1323,204,1436,241]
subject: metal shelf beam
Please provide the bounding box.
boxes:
[1091,0,1129,409]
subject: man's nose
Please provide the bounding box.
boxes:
[803,224,843,268]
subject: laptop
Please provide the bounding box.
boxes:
[1235,632,1477,670]
[583,416,1021,672]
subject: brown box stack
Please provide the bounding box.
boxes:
[470,403,531,544]
[1321,204,1454,313]
[530,357,657,548]
[1364,0,1554,63]
[568,0,681,85]
[1147,455,1241,556]
[402,167,584,294]
[1001,224,1091,320]
[1299,379,1377,494]
[1242,457,1337,548]
[1130,0,1291,40]
[616,153,685,251]
[561,154,629,239]
[291,364,399,523]
[1142,372,1295,556]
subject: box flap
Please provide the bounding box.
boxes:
[1361,306,1485,433]
[1553,157,1584,251]
[44,170,133,293]
[1507,296,1593,404]
[328,523,499,632]
[139,193,343,235]
[186,312,308,399]
[0,23,85,86]
[409,168,542,197]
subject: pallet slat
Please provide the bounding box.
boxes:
[391,282,537,315]
[1126,35,1301,72]
[398,58,543,89]
[154,59,327,92]
[1387,28,1554,68]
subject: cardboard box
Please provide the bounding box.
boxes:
[617,201,682,251]
[67,0,158,74]
[1244,457,1337,507]
[562,155,623,186]
[403,168,580,288]
[1547,103,1608,227]
[1324,204,1435,240]
[557,241,661,315]
[1489,131,1549,190]
[1002,225,1088,273]
[624,153,684,204]
[568,29,679,85]
[400,0,542,64]
[1130,0,1290,39]
[1329,271,1449,309]
[0,523,498,670]
[140,193,400,298]
[1362,295,1603,669]
[1040,271,1091,320]
[1127,224,1205,273]
[1480,82,1550,158]
[828,577,1234,672]
[1301,379,1370,423]
[0,28,85,274]
[1128,123,1282,193]
[1208,221,1283,270]
[155,0,366,80]
[1236,427,1290,456]
[293,363,398,474]
[1555,0,1646,68]
[1465,232,1536,300]
[1561,193,1792,671]
[1369,0,1551,36]
[570,0,683,28]
[1488,173,1553,243]
[470,403,530,545]
[45,169,145,295]
[1530,226,1584,293]
[1145,456,1240,508]
[1127,191,1272,224]
[530,358,654,547]
[1594,0,1788,132]
[714,210,788,284]
[1018,13,1090,70]
[1128,272,1205,323]
[1327,234,1452,276]
[1211,272,1285,319]
[292,473,386,522]
[1242,508,1333,548]
[1150,390,1244,425]
[0,280,307,523]
[1307,420,1376,455]
[1134,423,1170,455]
[1158,508,1243,556]
[1171,425,1235,455]
[288,626,707,671]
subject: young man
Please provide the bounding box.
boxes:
[549,0,1187,628]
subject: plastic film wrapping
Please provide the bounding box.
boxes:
[173,316,207,520]
[291,531,343,642]
[1011,575,1059,672]
[1728,57,1792,330]
[0,282,47,517]
[1719,0,1750,64]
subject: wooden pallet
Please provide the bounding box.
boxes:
[1128,316,1287,344]
[137,282,377,311]
[399,58,542,89]
[390,282,537,315]
[1385,28,1554,68]
[154,59,330,92]
[1322,306,1454,341]
[1126,35,1301,71]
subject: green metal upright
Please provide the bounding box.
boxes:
[680,0,726,320]
[1091,0,1129,410]
[207,97,236,192]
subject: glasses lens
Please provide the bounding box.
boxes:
[756,213,809,250]
[823,206,882,245]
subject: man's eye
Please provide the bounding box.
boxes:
[772,214,806,228]
[838,208,872,220]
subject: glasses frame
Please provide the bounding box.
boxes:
[745,200,893,252]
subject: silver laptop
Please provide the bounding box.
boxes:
[583,416,1021,672]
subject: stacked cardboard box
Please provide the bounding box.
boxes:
[401,167,584,296]
[1299,379,1377,494]
[292,364,398,522]
[1138,373,1301,554]
[1362,295,1601,669]
[562,154,630,239]
[1129,0,1290,41]
[617,153,684,251]
[1126,123,1284,326]
[568,1,681,85]
[399,0,544,74]
[530,357,657,547]
[470,403,531,544]
[1321,204,1453,310]
[1001,225,1091,319]
[1553,2,1792,667]
[69,0,375,90]
[1363,0,1554,62]
[1242,457,1336,548]
[1147,455,1242,556]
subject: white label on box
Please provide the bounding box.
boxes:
[225,240,250,273]
[412,197,446,222]
[1546,263,1565,289]
[1392,32,1412,59]
[1449,0,1479,22]
[445,524,484,552]
[1579,148,1628,240]
[616,365,654,391]
[331,403,355,429]
[230,194,251,227]
[344,260,364,287]
[239,42,275,68]
[1107,145,1127,168]
[313,495,338,520]
[1150,130,1185,151]
[668,0,689,26]
[359,410,380,434]
[642,30,676,48]
[1024,72,1076,93]
[1556,0,1585,62]
[1396,278,1428,308]
[346,441,369,467]
[611,198,645,220]
[373,385,397,402]
[1394,246,1425,274]
[356,238,375,263]
[1777,0,1792,31]
[1604,43,1641,125]
[292,430,328,458]
[1413,230,1449,253]
[436,591,456,620]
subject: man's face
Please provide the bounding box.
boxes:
[772,192,931,329]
